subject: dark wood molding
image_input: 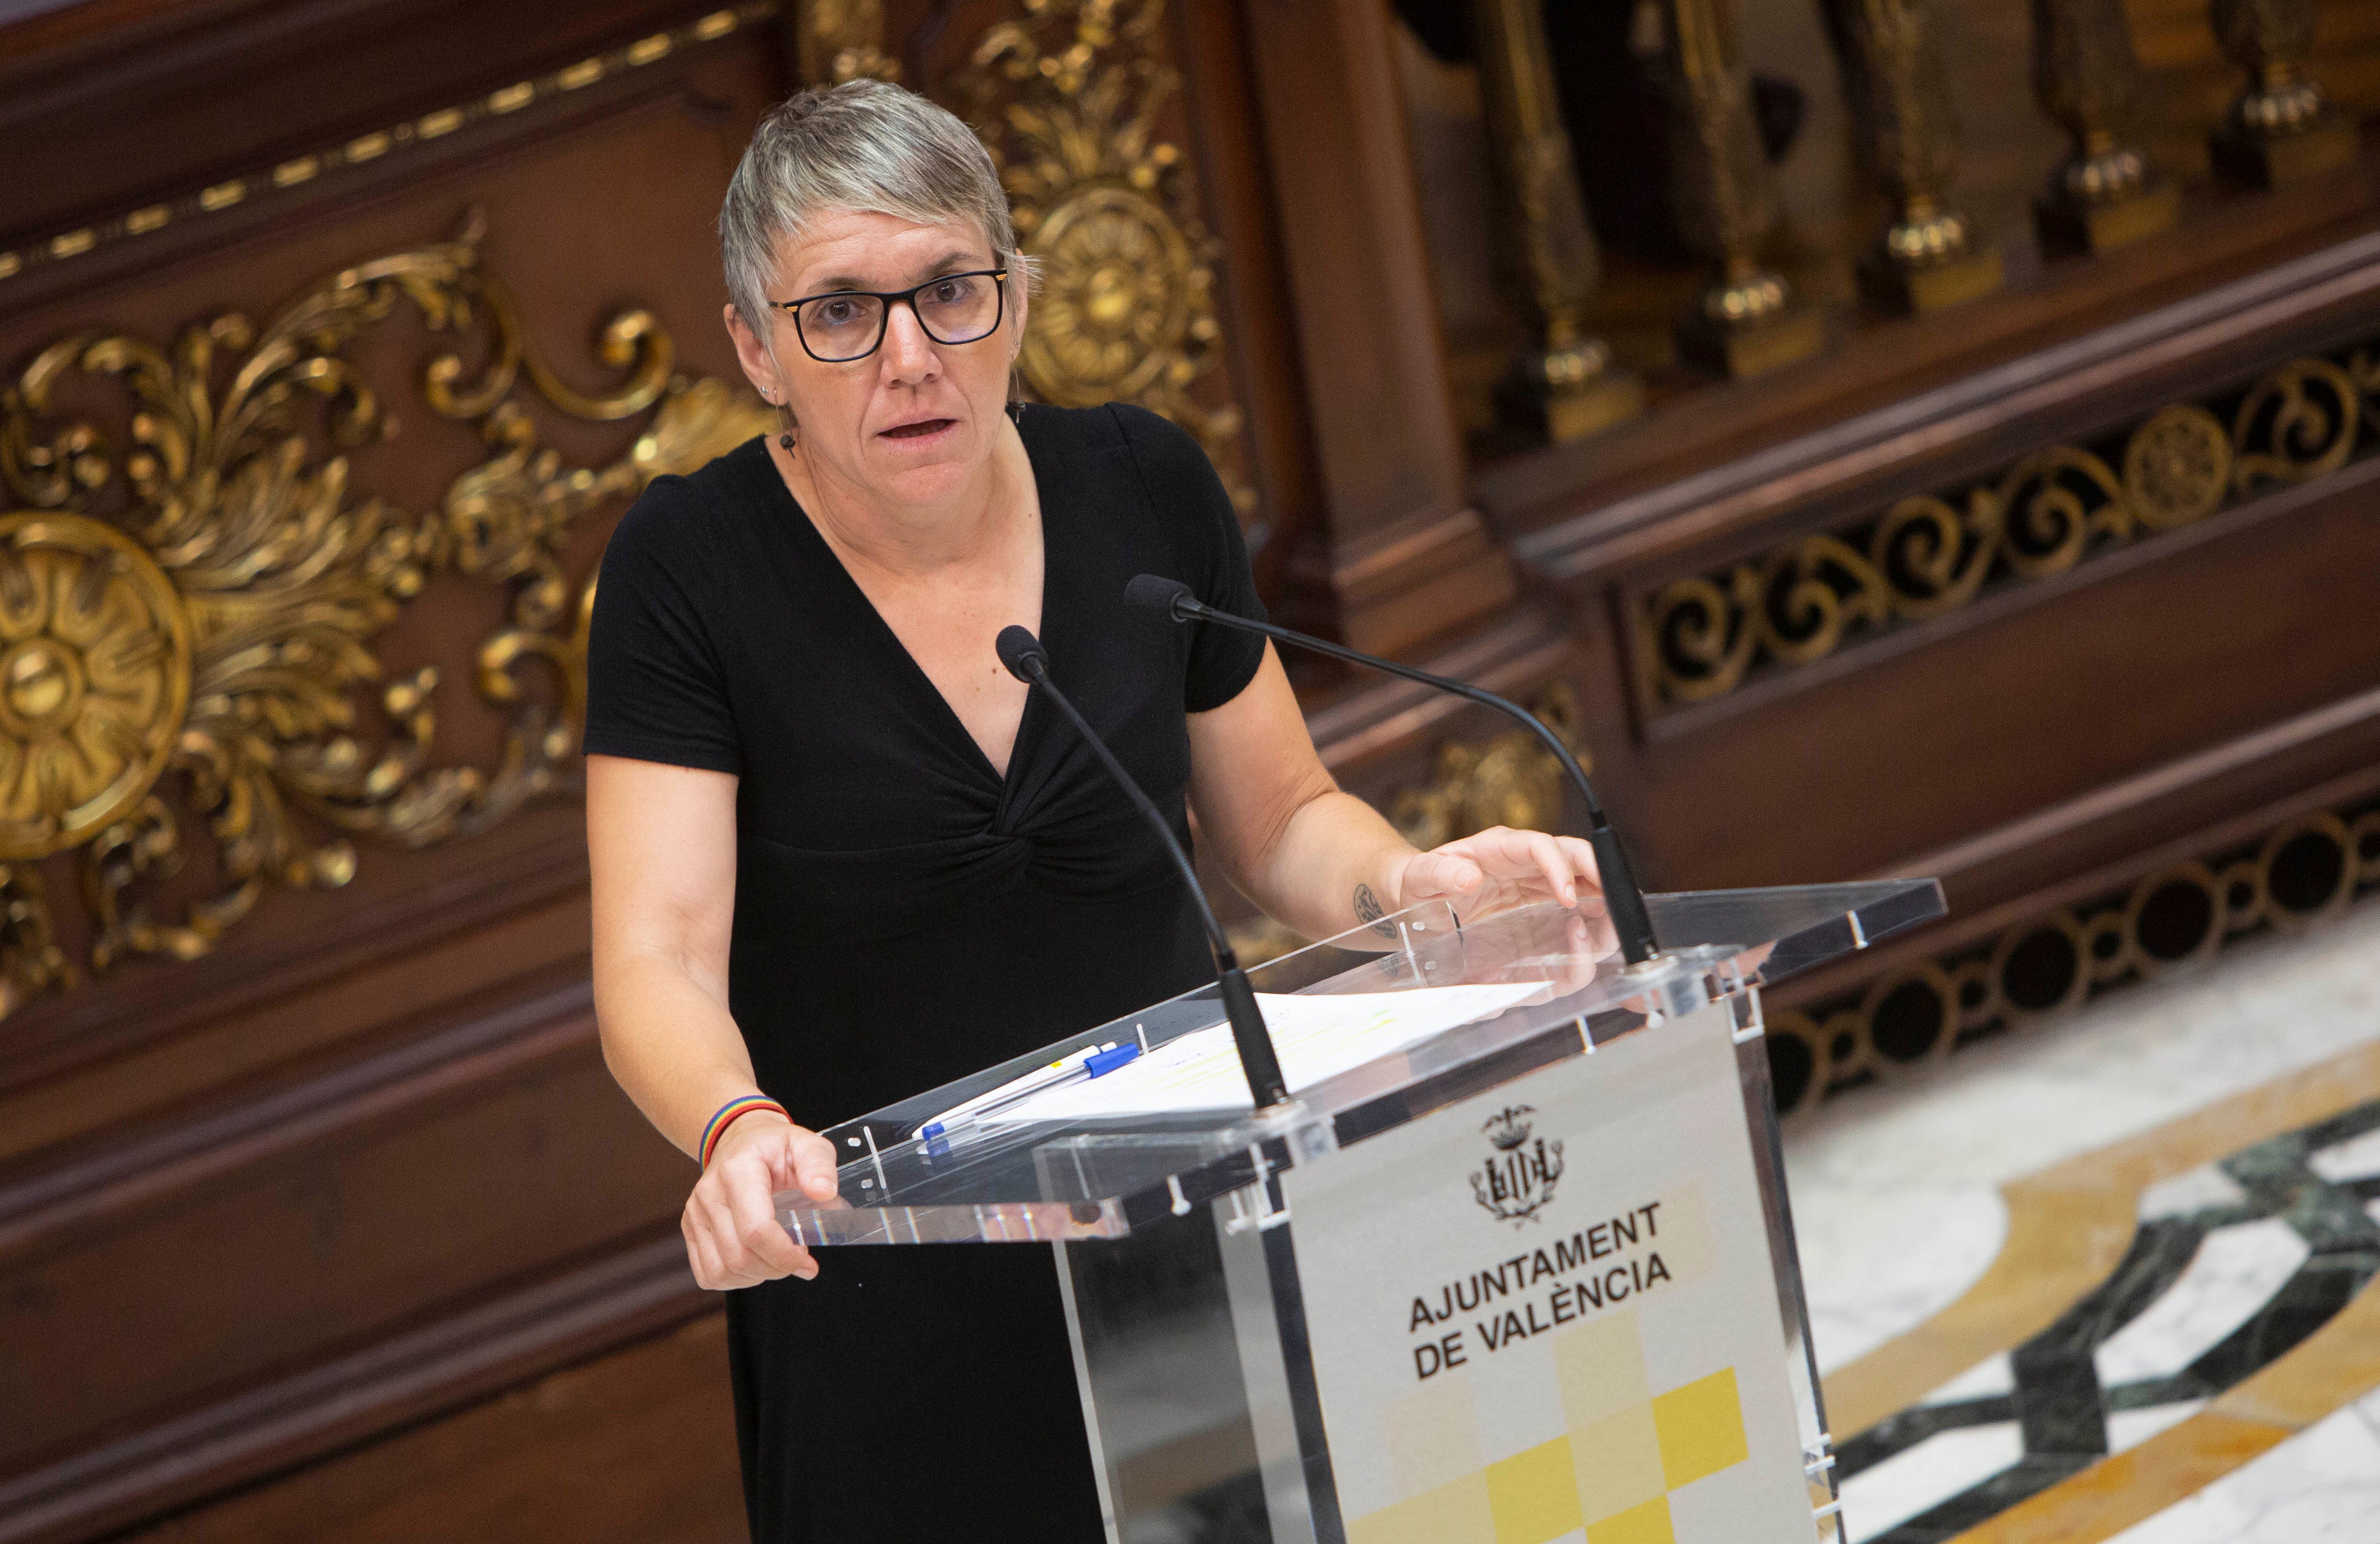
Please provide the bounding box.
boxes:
[0,10,778,320]
[1483,147,2380,563]
[0,809,590,1107]
[1301,504,1520,660]
[1301,606,1577,779]
[1769,689,2380,1017]
[0,973,596,1248]
[1507,219,2380,585]
[1235,0,1518,654]
[0,960,694,1526]
[1172,0,1328,616]
[0,1235,705,1544]
[1629,452,2380,744]
[1887,686,2380,898]
[105,1313,742,1544]
[0,0,776,262]
[1235,0,1464,543]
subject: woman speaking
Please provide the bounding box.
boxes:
[585,78,1606,1540]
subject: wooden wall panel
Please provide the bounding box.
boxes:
[1,0,2375,1538]
[0,5,1335,1536]
[0,47,773,1081]
[120,1315,742,1544]
[1499,223,2380,892]
[1623,474,2380,890]
[0,1011,681,1475]
[0,0,750,290]
[0,6,791,1538]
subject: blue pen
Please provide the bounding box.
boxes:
[915,1042,1143,1142]
[1084,1042,1141,1078]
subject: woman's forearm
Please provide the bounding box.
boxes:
[1229,788,1415,944]
[596,951,775,1161]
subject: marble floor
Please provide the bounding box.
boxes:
[2103,1386,2380,1543]
[1783,896,2380,1543]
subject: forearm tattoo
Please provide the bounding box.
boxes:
[1353,883,1397,939]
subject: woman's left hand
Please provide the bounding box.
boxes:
[1394,826,1605,922]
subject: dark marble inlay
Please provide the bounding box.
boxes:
[1838,1093,2380,1544]
[1884,1454,2097,1543]
[1837,1396,2017,1475]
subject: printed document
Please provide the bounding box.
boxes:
[984,980,1553,1123]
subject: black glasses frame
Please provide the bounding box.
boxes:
[768,267,1010,363]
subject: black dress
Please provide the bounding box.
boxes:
[583,402,1267,1542]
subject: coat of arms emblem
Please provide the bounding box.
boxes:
[1470,1105,1563,1224]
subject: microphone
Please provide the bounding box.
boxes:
[1122,575,1659,965]
[994,625,1293,1110]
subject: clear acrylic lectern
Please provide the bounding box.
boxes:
[779,881,1943,1544]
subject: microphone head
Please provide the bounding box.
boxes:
[995,624,1047,683]
[1124,573,1197,620]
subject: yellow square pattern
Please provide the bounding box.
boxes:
[1346,1313,1753,1543]
[1586,1495,1677,1544]
[1348,1470,1497,1544]
[1651,1368,1750,1489]
[1486,1437,1583,1544]
[1572,1404,1667,1522]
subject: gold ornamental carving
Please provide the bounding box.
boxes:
[1636,343,2373,708]
[960,0,1253,512]
[794,0,898,83]
[1389,684,1586,852]
[0,514,192,857]
[1228,686,1590,968]
[0,4,782,294]
[0,214,770,1011]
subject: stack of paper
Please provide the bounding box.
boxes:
[984,980,1553,1123]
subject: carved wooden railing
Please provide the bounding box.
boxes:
[1464,0,2358,413]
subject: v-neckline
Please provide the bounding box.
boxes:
[761,426,1053,800]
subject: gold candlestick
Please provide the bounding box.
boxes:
[2208,0,2354,189]
[1822,0,2003,315]
[2032,0,2178,254]
[1471,0,1641,441]
[1658,0,1825,377]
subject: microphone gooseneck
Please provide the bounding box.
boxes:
[994,625,1293,1109]
[1122,579,1660,966]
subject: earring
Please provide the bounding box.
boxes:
[774,397,798,452]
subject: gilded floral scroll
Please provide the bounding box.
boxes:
[958,0,1253,515]
[1636,349,2373,709]
[0,214,770,1015]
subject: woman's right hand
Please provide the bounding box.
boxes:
[682,1113,842,1289]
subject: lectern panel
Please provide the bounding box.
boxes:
[1282,1001,1817,1544]
[772,882,1941,1543]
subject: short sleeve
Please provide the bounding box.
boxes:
[583,479,743,775]
[1110,403,1268,712]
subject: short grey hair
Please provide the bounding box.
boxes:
[719,79,1029,333]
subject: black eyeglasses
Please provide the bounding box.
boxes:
[768,268,1010,363]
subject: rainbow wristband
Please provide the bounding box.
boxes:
[699,1094,789,1169]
